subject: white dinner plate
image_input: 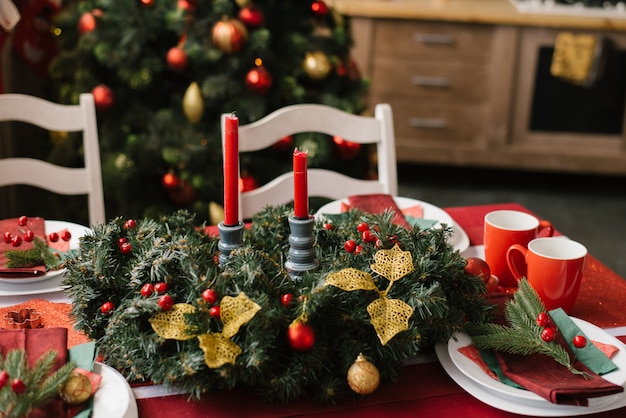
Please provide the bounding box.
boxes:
[316,196,470,253]
[436,317,626,415]
[93,362,138,418]
[0,220,90,288]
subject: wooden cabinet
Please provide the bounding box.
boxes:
[349,15,626,175]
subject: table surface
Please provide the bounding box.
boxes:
[1,201,625,417]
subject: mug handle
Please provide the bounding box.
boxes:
[506,243,528,281]
[538,220,554,238]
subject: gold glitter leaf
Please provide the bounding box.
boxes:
[325,268,377,291]
[370,244,413,283]
[221,292,261,338]
[367,297,414,345]
[149,303,197,340]
[197,332,242,368]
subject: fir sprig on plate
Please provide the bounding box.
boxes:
[465,279,583,375]
[4,238,62,271]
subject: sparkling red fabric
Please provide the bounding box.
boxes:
[347,194,412,229]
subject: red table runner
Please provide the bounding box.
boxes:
[135,202,626,417]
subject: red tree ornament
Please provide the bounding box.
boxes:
[212,18,248,53]
[287,322,315,352]
[245,66,272,95]
[168,180,196,207]
[238,5,264,28]
[239,174,258,192]
[272,135,294,152]
[464,257,491,281]
[311,1,329,17]
[92,84,114,111]
[162,172,180,190]
[78,11,96,34]
[166,47,187,71]
[333,136,361,160]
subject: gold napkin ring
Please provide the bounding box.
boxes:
[3,308,43,329]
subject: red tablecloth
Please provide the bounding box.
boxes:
[135,202,626,417]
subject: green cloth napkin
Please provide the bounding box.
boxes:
[69,342,97,418]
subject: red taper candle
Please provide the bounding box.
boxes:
[223,113,239,226]
[293,148,309,219]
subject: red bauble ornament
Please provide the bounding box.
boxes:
[78,12,96,35]
[245,66,272,95]
[92,84,114,111]
[239,174,258,192]
[238,5,264,28]
[168,181,196,207]
[287,322,316,352]
[101,301,114,315]
[333,136,361,160]
[158,294,174,310]
[212,18,248,53]
[464,257,491,281]
[140,0,155,6]
[202,288,218,304]
[311,0,329,17]
[272,135,293,151]
[166,47,187,71]
[162,172,180,190]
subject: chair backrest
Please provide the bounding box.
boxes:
[0,93,105,226]
[221,103,398,220]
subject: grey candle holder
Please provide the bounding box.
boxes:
[285,215,318,279]
[218,221,244,266]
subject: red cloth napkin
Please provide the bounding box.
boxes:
[347,194,412,229]
[0,328,69,417]
[494,328,624,406]
[0,217,47,277]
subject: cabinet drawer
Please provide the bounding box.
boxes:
[381,98,488,145]
[371,57,489,103]
[374,19,495,62]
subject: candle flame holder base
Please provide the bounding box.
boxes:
[285,215,318,279]
[218,221,244,267]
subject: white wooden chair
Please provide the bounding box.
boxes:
[0,93,106,226]
[222,103,398,220]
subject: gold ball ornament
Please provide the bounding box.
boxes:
[60,372,93,405]
[212,18,248,54]
[303,51,332,80]
[347,353,380,395]
[183,82,204,124]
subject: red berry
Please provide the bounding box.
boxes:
[17,216,28,226]
[357,222,369,233]
[61,230,72,241]
[154,282,168,294]
[536,312,550,327]
[3,232,11,244]
[281,293,293,307]
[141,283,154,297]
[573,335,587,348]
[23,230,34,242]
[118,237,128,247]
[0,370,9,388]
[101,301,114,315]
[10,378,26,394]
[541,327,555,342]
[344,239,357,253]
[202,288,218,304]
[464,257,491,281]
[322,223,333,230]
[48,232,59,242]
[209,305,221,318]
[158,294,173,311]
[124,219,137,229]
[362,230,375,243]
[11,235,22,247]
[355,245,363,254]
[120,242,132,254]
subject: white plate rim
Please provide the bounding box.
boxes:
[315,196,470,253]
[0,220,90,290]
[93,362,138,418]
[437,318,626,415]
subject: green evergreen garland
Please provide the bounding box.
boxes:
[62,207,492,404]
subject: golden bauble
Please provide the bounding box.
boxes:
[347,353,380,395]
[183,82,204,124]
[212,18,248,54]
[60,372,93,405]
[303,51,332,80]
[209,201,225,225]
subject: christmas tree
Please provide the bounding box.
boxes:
[49,0,370,223]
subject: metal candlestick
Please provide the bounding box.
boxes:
[285,215,318,279]
[218,221,244,266]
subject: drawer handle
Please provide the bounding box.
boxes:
[413,33,454,45]
[409,117,447,129]
[411,76,449,88]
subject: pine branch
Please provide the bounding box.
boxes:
[4,238,62,271]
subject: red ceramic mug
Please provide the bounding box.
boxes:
[506,237,587,313]
[484,210,554,287]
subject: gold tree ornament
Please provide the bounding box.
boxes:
[367,297,414,345]
[149,303,198,340]
[303,51,331,80]
[325,268,378,292]
[197,333,243,368]
[370,244,414,290]
[347,353,380,395]
[220,292,261,338]
[183,82,204,124]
